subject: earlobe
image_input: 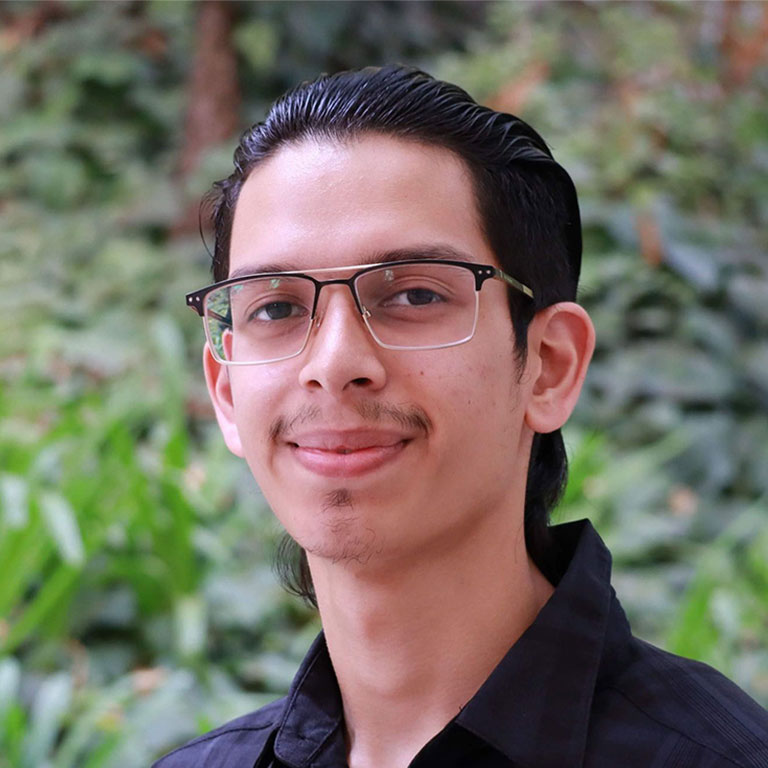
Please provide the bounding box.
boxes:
[524,302,595,434]
[203,344,245,458]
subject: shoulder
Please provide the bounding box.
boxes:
[151,696,286,768]
[594,638,768,768]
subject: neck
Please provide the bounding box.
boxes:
[308,510,554,768]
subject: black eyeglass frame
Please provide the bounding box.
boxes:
[186,259,534,364]
[186,259,533,316]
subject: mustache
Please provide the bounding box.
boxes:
[269,401,433,442]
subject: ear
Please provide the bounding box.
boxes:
[203,344,245,458]
[523,302,595,434]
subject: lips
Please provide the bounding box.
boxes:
[285,430,412,478]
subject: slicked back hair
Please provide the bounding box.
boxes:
[208,65,582,605]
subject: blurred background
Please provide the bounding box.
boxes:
[1,1,767,765]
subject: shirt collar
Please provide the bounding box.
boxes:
[455,519,615,768]
[274,519,620,768]
[273,632,345,768]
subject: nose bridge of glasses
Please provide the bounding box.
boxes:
[313,276,366,320]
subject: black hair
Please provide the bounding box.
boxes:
[208,65,582,603]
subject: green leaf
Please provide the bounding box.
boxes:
[24,673,72,768]
[0,657,21,722]
[0,474,28,529]
[39,493,85,566]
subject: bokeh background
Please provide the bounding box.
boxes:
[1,1,767,765]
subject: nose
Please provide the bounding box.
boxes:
[298,287,387,396]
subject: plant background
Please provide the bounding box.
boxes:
[1,1,767,765]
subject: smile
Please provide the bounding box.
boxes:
[286,430,412,478]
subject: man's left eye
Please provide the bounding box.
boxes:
[386,288,444,306]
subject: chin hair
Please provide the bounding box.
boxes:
[322,488,354,513]
[298,488,381,565]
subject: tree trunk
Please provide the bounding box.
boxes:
[174,0,241,235]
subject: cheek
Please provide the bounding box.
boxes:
[454,355,524,447]
[428,357,505,439]
[229,369,282,457]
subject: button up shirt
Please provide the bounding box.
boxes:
[154,520,768,767]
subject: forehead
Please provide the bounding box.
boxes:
[228,135,496,275]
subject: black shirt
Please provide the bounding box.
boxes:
[153,520,768,767]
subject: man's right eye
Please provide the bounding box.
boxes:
[250,301,307,321]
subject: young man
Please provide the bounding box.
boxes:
[156,66,767,768]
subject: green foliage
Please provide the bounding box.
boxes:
[1,1,766,765]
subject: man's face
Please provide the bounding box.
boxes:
[205,135,536,571]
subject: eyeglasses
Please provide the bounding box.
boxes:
[186,259,533,366]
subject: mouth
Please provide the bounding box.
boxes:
[285,431,413,478]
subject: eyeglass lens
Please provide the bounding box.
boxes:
[204,262,479,364]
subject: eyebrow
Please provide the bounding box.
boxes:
[227,244,476,280]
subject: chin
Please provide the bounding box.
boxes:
[273,488,380,565]
[301,524,383,567]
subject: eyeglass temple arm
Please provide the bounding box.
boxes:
[203,308,232,326]
[494,269,534,300]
